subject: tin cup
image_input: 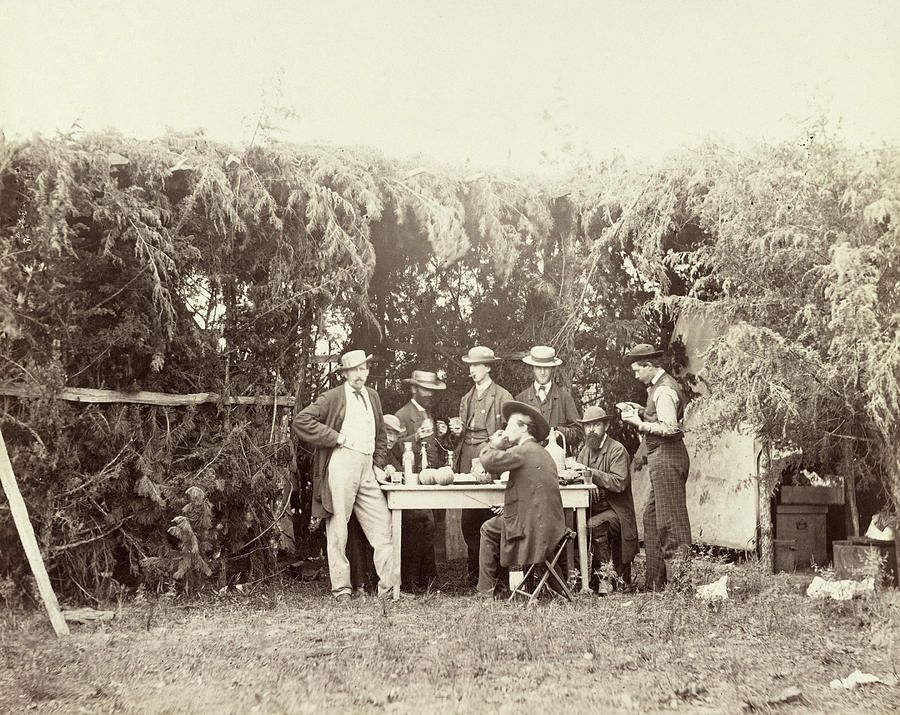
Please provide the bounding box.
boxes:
[419,418,434,439]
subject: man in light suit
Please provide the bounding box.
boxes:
[292,349,397,601]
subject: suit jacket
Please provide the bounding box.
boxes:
[577,435,638,564]
[395,400,443,471]
[292,384,387,519]
[479,439,567,567]
[452,381,513,470]
[515,382,582,449]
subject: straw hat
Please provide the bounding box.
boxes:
[338,349,372,370]
[522,345,563,367]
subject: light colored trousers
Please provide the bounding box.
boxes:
[325,447,396,597]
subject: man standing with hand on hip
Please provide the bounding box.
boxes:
[293,350,398,601]
[620,344,691,590]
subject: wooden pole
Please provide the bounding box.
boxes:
[758,441,774,573]
[0,428,69,636]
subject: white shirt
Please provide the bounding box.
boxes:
[340,382,375,455]
[534,381,551,401]
[645,369,681,437]
[475,377,493,396]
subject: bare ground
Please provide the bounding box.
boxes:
[1,558,898,714]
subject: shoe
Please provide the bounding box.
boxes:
[334,593,352,603]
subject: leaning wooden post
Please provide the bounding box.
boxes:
[757,440,774,573]
[0,428,69,636]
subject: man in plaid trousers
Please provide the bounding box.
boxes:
[621,344,691,590]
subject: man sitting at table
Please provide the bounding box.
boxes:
[475,401,567,598]
[574,407,638,594]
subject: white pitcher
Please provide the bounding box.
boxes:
[545,428,567,474]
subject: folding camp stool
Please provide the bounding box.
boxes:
[508,529,576,604]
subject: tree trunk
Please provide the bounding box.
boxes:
[843,445,860,537]
[758,441,774,572]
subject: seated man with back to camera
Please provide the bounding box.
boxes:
[475,401,567,598]
[574,406,638,594]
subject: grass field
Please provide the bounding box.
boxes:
[2,556,898,714]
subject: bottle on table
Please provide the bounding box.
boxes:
[402,442,415,482]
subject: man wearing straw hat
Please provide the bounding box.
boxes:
[394,370,446,590]
[449,346,514,586]
[620,344,691,590]
[293,349,398,601]
[574,407,638,594]
[516,345,582,450]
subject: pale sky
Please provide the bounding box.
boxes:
[2,0,898,173]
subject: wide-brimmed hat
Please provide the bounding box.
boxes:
[383,414,405,435]
[338,349,373,371]
[522,345,563,367]
[577,406,613,424]
[623,343,662,363]
[501,400,551,443]
[402,370,447,390]
[461,346,502,364]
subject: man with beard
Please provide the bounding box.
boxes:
[393,370,445,590]
[515,345,582,451]
[449,346,513,586]
[575,407,638,594]
[620,344,691,590]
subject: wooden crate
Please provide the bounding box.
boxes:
[833,539,898,586]
[775,504,828,568]
[780,485,844,505]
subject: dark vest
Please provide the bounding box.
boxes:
[644,371,685,445]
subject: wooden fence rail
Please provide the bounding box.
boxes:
[0,385,296,408]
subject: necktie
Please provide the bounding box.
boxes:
[537,386,546,403]
[353,389,366,408]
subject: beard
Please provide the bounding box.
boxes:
[415,392,434,408]
[586,432,604,450]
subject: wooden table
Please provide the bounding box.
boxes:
[381,482,595,600]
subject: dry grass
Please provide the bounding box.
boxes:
[1,556,899,714]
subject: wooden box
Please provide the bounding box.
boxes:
[833,539,898,586]
[773,539,797,573]
[780,485,844,505]
[775,504,828,568]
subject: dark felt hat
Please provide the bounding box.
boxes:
[623,343,663,362]
[501,400,551,443]
[461,346,502,364]
[576,406,613,424]
[401,370,447,390]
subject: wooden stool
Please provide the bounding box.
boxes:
[508,530,576,604]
